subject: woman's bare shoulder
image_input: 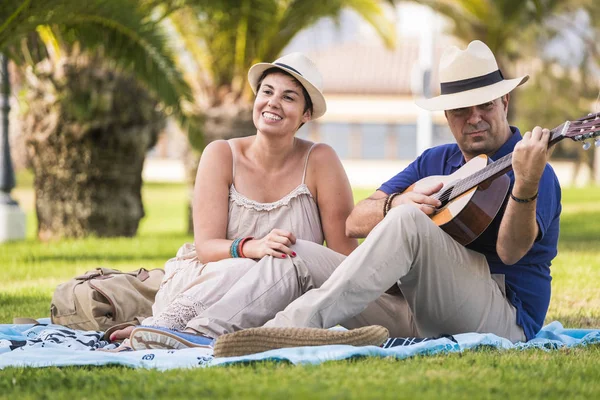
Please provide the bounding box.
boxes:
[305,141,340,166]
[200,140,232,161]
[197,140,234,181]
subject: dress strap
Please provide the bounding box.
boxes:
[227,140,236,181]
[302,143,317,184]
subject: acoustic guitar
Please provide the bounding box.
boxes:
[404,112,600,245]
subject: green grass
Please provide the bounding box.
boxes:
[1,181,600,399]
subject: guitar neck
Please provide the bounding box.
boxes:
[447,122,569,201]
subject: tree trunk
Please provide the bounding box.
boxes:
[185,101,255,234]
[21,55,164,240]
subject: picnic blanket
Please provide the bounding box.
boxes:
[1,320,599,370]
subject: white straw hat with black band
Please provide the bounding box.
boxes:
[248,52,327,119]
[416,40,529,111]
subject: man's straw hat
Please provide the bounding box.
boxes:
[416,40,529,111]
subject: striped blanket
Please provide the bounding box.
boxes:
[1,320,598,370]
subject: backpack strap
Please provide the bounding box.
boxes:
[13,317,40,325]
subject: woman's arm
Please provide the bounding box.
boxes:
[308,144,358,255]
[192,140,300,262]
[192,140,237,263]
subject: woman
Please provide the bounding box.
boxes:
[110,53,357,345]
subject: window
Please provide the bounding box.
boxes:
[360,123,387,159]
[319,122,351,159]
[394,124,417,160]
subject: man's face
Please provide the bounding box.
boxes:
[444,95,512,161]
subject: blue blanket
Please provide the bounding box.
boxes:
[1,320,598,370]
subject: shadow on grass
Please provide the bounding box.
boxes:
[1,232,192,264]
[0,291,51,324]
[547,314,600,329]
[559,211,600,247]
[20,254,173,264]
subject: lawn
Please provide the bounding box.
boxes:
[1,177,600,399]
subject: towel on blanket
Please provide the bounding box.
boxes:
[1,320,599,370]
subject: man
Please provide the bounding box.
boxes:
[130,41,562,356]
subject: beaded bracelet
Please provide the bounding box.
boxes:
[382,195,391,217]
[383,192,402,217]
[510,192,538,203]
[230,238,243,258]
[237,237,253,258]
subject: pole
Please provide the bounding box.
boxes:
[0,52,26,242]
[0,53,17,205]
[415,7,434,156]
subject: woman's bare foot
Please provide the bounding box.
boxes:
[109,325,135,341]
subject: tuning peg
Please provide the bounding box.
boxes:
[583,141,592,150]
[595,138,600,148]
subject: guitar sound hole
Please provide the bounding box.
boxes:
[437,188,453,208]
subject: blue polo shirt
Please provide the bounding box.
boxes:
[379,127,562,340]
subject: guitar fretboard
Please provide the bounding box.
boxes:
[434,122,568,203]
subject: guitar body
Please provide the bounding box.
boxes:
[400,112,600,245]
[404,155,510,246]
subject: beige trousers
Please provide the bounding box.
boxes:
[187,205,526,343]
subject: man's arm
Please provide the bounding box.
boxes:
[497,126,552,265]
[346,184,443,239]
[345,191,388,238]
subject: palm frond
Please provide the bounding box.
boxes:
[2,0,192,118]
[166,0,395,101]
[262,0,395,62]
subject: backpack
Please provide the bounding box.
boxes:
[50,267,164,332]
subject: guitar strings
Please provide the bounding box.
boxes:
[433,153,513,204]
[444,157,505,199]
[434,110,600,205]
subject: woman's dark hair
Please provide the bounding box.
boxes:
[256,67,313,115]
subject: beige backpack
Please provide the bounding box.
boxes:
[50,267,164,332]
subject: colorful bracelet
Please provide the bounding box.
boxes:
[230,238,243,258]
[510,192,538,203]
[237,237,253,258]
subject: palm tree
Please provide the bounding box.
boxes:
[165,0,397,230]
[1,0,193,239]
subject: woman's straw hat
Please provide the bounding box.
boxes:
[248,52,327,119]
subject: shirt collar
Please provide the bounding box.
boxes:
[446,126,521,168]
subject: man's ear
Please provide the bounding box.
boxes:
[501,93,510,114]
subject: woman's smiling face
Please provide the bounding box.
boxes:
[253,72,312,136]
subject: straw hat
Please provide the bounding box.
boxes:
[248,52,327,119]
[416,40,529,111]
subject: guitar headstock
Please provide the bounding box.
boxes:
[550,112,600,150]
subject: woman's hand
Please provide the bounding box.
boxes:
[243,229,297,259]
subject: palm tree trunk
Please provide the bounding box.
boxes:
[185,101,255,233]
[22,55,164,240]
